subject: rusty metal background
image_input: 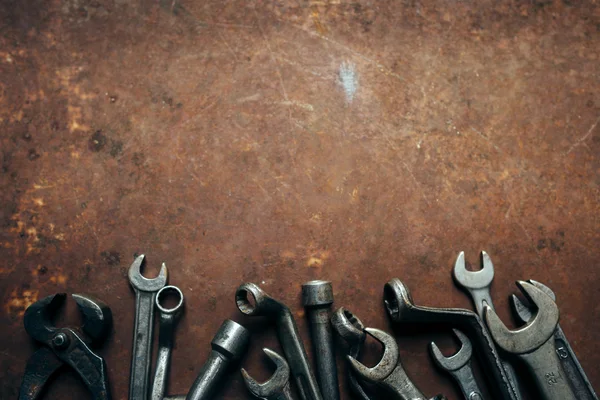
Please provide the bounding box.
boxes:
[1,1,599,399]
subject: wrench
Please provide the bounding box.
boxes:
[241,348,293,400]
[453,251,522,400]
[430,329,484,400]
[128,254,168,400]
[347,327,447,400]
[484,281,576,400]
[510,279,597,400]
[383,278,518,400]
[151,285,185,400]
[236,282,323,400]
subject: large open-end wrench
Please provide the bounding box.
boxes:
[383,278,518,400]
[128,254,168,400]
[430,329,484,400]
[347,328,447,400]
[241,348,293,400]
[453,251,522,399]
[485,281,576,400]
[511,279,597,400]
[236,283,323,400]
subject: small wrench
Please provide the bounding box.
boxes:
[510,279,597,400]
[485,281,576,400]
[236,283,323,400]
[430,329,484,400]
[242,348,293,400]
[151,285,185,400]
[128,254,168,400]
[383,278,518,400]
[347,328,447,400]
[453,251,522,400]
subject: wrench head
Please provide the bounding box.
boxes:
[347,328,399,383]
[485,281,558,354]
[331,307,366,347]
[383,278,417,322]
[155,285,185,316]
[241,348,290,398]
[452,251,494,290]
[236,282,285,317]
[429,329,472,372]
[128,254,168,291]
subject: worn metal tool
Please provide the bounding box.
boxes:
[186,319,251,400]
[302,280,340,400]
[330,307,372,400]
[383,278,518,400]
[484,281,576,400]
[236,282,323,400]
[453,251,522,399]
[242,348,293,400]
[151,285,185,400]
[430,329,484,400]
[19,293,112,400]
[511,279,597,400]
[347,327,447,400]
[128,254,168,400]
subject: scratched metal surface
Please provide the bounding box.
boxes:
[1,0,599,399]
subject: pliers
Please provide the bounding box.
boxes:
[19,293,113,400]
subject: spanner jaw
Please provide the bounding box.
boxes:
[128,254,168,291]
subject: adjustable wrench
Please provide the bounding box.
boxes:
[128,255,168,400]
[151,285,185,400]
[347,327,447,400]
[430,329,484,400]
[241,348,293,400]
[485,281,576,400]
[236,283,322,400]
[453,251,522,399]
[383,278,518,400]
[511,279,597,400]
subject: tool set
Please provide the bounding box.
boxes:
[18,251,596,400]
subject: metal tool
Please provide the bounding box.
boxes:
[302,280,340,400]
[510,279,597,400]
[241,348,293,400]
[19,293,112,400]
[484,281,576,400]
[186,319,251,400]
[383,278,518,400]
[151,285,185,400]
[430,329,484,400]
[236,282,323,400]
[347,327,447,400]
[128,254,168,400]
[330,307,372,400]
[453,251,522,400]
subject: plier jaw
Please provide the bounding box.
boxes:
[19,293,113,400]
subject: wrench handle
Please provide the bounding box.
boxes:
[450,364,484,400]
[130,290,157,400]
[520,339,577,400]
[383,365,427,400]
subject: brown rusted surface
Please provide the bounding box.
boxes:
[1,0,599,399]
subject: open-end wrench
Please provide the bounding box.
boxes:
[511,279,597,400]
[241,348,293,400]
[383,278,518,400]
[430,329,484,400]
[485,281,576,400]
[347,328,447,400]
[330,307,372,400]
[236,283,322,400]
[453,251,522,400]
[128,254,168,400]
[151,285,185,400]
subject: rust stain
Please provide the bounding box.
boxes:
[5,288,39,319]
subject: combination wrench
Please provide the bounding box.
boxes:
[430,329,484,400]
[511,279,597,400]
[128,254,168,400]
[151,285,185,400]
[485,281,576,400]
[453,251,522,399]
[236,282,323,400]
